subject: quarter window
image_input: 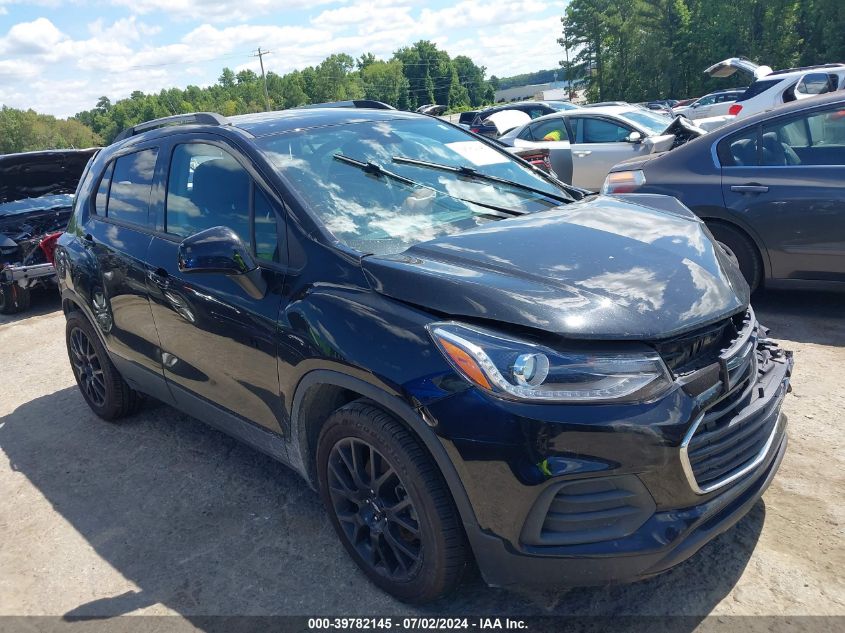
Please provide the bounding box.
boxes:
[719,128,759,167]
[95,162,114,215]
[107,149,158,224]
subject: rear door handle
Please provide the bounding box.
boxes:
[731,185,769,193]
[572,150,592,157]
[147,267,169,289]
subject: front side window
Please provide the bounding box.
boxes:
[572,117,631,143]
[696,95,716,106]
[257,117,569,256]
[166,143,251,247]
[107,149,157,224]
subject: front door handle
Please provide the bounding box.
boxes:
[731,184,769,194]
[572,150,592,157]
[147,267,169,289]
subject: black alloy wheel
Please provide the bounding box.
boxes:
[327,437,422,581]
[69,326,107,407]
[317,401,469,603]
[64,311,141,420]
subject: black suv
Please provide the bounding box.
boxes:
[57,109,793,602]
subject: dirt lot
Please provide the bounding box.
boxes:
[0,289,843,620]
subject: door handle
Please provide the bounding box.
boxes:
[147,267,169,289]
[731,185,769,194]
[572,150,592,157]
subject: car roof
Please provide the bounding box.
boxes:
[227,107,420,136]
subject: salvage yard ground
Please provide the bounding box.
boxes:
[0,290,843,618]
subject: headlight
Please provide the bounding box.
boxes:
[601,169,646,194]
[427,322,672,403]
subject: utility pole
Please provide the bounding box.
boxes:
[254,47,272,112]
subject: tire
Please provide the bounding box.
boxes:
[707,223,763,292]
[317,401,469,603]
[65,311,141,421]
[0,283,31,315]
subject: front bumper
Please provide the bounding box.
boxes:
[423,329,793,587]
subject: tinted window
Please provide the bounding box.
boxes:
[736,78,784,102]
[166,143,251,247]
[95,162,114,216]
[529,119,569,142]
[107,149,157,224]
[573,117,631,143]
[762,106,845,165]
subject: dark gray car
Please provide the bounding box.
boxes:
[603,92,845,292]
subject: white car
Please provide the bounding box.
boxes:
[703,57,845,121]
[672,88,746,120]
[497,106,705,190]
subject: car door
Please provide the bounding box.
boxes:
[566,116,650,191]
[689,95,717,119]
[510,118,573,183]
[144,137,288,432]
[80,146,170,397]
[720,103,845,282]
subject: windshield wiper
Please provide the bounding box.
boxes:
[392,155,573,204]
[333,154,527,218]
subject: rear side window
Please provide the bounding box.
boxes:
[718,127,760,166]
[529,119,569,142]
[107,149,158,224]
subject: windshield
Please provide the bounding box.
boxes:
[257,117,568,255]
[547,102,578,111]
[618,110,672,135]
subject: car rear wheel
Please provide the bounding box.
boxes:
[65,311,141,420]
[317,401,469,603]
[707,223,762,292]
[0,283,30,315]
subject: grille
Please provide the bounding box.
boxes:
[654,310,748,374]
[681,308,783,493]
[521,476,654,546]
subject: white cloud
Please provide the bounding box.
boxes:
[112,0,340,23]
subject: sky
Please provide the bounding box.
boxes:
[0,0,569,118]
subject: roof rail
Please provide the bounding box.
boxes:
[769,63,845,76]
[113,112,231,143]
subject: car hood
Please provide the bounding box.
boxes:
[362,196,749,340]
[0,149,97,205]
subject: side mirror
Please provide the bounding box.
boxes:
[691,102,700,108]
[625,131,643,144]
[178,226,266,299]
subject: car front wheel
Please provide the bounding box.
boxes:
[317,401,469,603]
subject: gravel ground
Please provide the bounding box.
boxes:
[0,289,843,620]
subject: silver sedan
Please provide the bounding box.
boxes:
[498,106,704,190]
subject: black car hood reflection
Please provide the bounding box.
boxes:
[362,196,749,340]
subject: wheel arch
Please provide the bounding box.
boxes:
[700,214,771,281]
[288,370,481,535]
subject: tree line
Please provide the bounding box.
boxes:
[0,41,495,152]
[561,0,845,102]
